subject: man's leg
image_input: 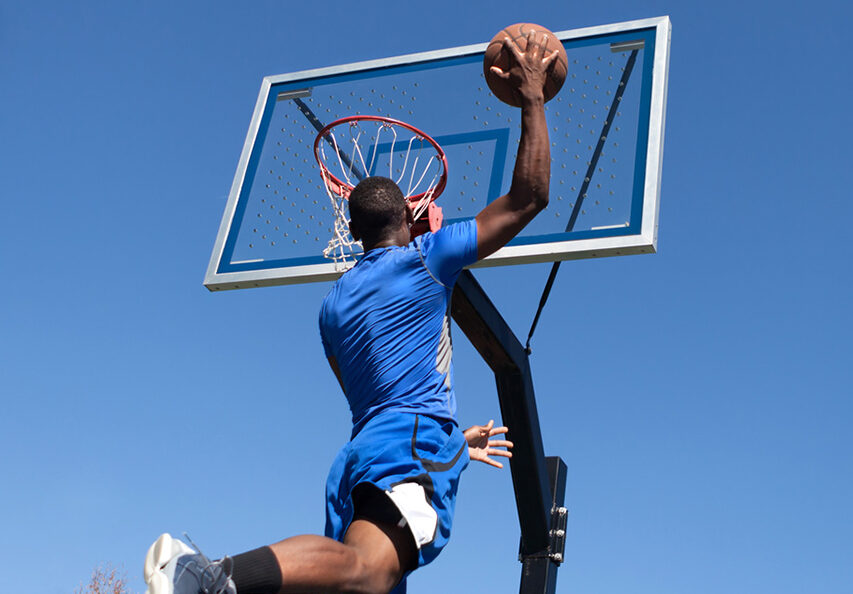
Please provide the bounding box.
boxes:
[145,522,414,594]
[261,518,415,594]
[227,480,416,594]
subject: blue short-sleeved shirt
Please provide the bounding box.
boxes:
[319,220,479,436]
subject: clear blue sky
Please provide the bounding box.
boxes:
[1,1,851,593]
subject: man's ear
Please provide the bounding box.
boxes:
[405,205,414,227]
[349,220,361,240]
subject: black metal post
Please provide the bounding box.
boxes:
[519,457,568,594]
[452,270,568,593]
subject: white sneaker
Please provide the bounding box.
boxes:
[144,533,236,594]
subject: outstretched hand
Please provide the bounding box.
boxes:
[464,420,513,469]
[489,31,559,103]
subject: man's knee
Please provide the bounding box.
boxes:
[338,549,400,594]
[342,519,415,594]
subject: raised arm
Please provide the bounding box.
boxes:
[475,32,557,260]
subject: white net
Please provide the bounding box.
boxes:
[315,117,446,267]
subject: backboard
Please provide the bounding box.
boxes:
[205,16,671,291]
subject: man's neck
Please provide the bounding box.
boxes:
[365,239,402,251]
[362,229,410,252]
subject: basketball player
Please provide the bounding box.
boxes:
[145,31,558,594]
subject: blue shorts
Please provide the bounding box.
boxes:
[325,412,469,588]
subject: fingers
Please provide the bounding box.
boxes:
[503,35,524,63]
[542,47,559,68]
[525,30,556,62]
[487,439,513,449]
[470,449,497,466]
[494,31,556,81]
[475,420,496,436]
[471,450,512,468]
[487,448,512,458]
[504,31,549,62]
[489,65,510,80]
[484,449,512,468]
[474,452,504,468]
[488,425,509,437]
[526,30,545,60]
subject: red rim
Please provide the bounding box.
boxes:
[313,115,448,203]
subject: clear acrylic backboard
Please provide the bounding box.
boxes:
[204,16,671,290]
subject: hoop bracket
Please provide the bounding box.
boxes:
[518,506,568,565]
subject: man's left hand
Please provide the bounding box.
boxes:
[463,420,513,469]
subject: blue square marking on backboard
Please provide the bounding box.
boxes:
[369,128,511,214]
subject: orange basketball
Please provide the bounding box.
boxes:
[484,23,568,107]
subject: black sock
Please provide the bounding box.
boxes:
[230,546,283,594]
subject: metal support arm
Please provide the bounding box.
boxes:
[451,270,568,593]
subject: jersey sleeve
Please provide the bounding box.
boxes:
[418,219,479,287]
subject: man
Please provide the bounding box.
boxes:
[145,31,557,594]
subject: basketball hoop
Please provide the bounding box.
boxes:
[313,115,448,266]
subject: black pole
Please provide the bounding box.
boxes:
[452,271,568,593]
[453,271,552,549]
[518,457,568,594]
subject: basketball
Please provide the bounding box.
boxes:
[484,23,568,107]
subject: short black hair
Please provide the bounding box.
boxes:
[348,176,408,243]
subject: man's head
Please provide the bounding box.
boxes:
[348,177,412,248]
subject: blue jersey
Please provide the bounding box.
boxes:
[319,220,479,436]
